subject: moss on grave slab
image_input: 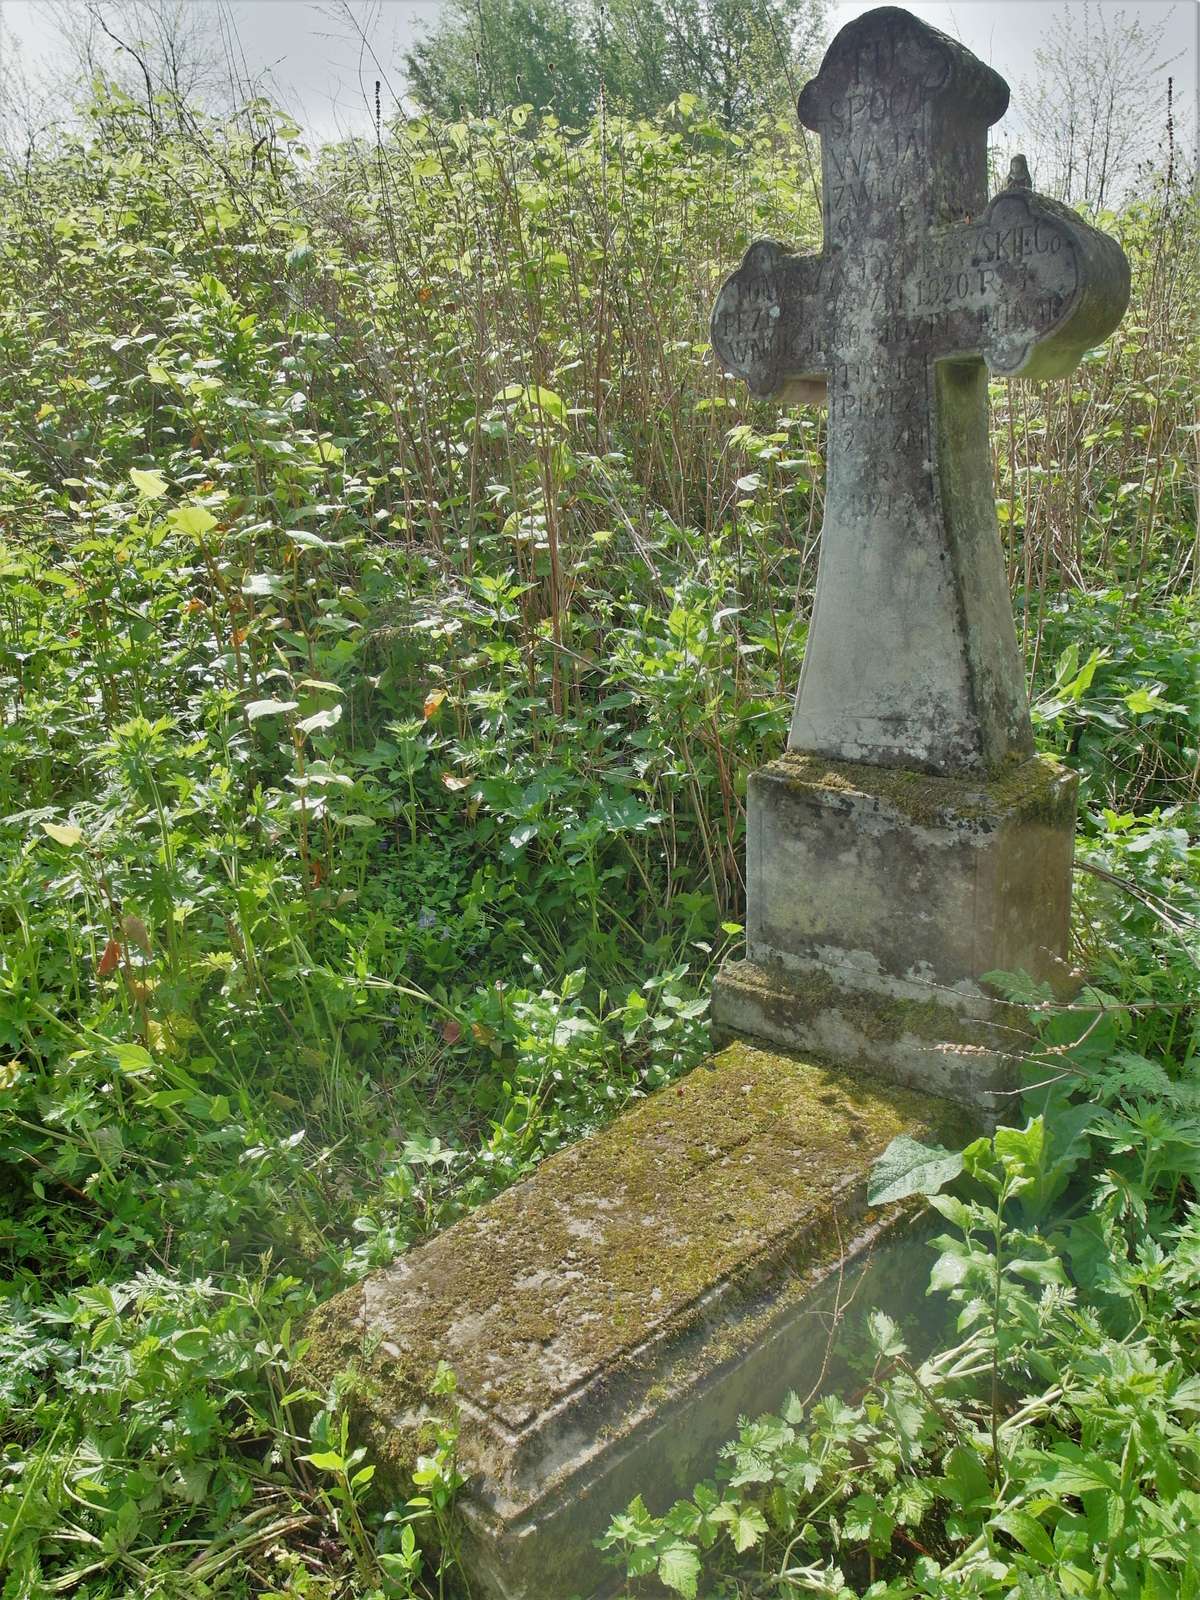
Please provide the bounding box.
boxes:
[765,749,1077,830]
[298,1042,972,1492]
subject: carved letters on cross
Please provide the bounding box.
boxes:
[711,7,1130,776]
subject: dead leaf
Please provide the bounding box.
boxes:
[121,914,151,955]
[441,772,471,791]
[441,1018,463,1045]
[97,938,122,977]
[423,688,447,720]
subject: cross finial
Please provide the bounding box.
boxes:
[711,5,1130,776]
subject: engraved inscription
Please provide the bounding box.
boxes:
[712,273,781,372]
[832,355,929,461]
[827,126,925,217]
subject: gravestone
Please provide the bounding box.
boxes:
[301,11,1130,1597]
[710,6,1129,1112]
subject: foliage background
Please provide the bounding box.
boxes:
[0,63,1197,1600]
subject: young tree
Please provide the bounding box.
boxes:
[46,0,232,117]
[600,0,825,128]
[402,0,596,124]
[402,0,828,127]
[1018,1,1182,208]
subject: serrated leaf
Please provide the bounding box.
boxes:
[1023,1445,1120,1496]
[727,1506,767,1552]
[657,1540,701,1598]
[869,1135,964,1205]
[867,1309,906,1358]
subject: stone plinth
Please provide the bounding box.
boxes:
[711,752,1077,1114]
[301,1042,972,1600]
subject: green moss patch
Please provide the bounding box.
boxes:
[767,750,1076,828]
[300,1043,970,1484]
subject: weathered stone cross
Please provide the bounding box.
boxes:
[712,5,1129,775]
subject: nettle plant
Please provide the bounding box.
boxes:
[603,1097,1200,1598]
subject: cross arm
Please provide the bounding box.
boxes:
[916,159,1131,379]
[711,240,831,403]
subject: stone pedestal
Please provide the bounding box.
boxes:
[712,752,1077,1115]
[301,1043,972,1600]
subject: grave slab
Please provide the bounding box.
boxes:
[711,752,1078,1115]
[302,1041,972,1599]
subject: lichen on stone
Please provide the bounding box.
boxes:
[767,749,1076,829]
[298,1041,971,1495]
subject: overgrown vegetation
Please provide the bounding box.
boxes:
[0,69,1196,1600]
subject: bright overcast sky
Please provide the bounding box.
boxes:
[0,0,1195,146]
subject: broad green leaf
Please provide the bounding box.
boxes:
[941,1444,992,1508]
[169,505,218,538]
[1007,1255,1068,1286]
[243,573,285,596]
[1024,1445,1121,1496]
[868,1135,964,1205]
[498,383,567,424]
[41,821,84,847]
[111,1042,154,1075]
[928,1246,973,1292]
[657,1539,701,1598]
[129,467,168,499]
[296,705,343,735]
[301,1450,346,1473]
[726,1506,767,1552]
[992,1507,1056,1564]
[245,698,298,721]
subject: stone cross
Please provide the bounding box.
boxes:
[712,5,1130,775]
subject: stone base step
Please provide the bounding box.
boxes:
[711,957,1034,1120]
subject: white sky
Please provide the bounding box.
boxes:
[0,0,1196,146]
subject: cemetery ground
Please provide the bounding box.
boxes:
[0,80,1198,1600]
